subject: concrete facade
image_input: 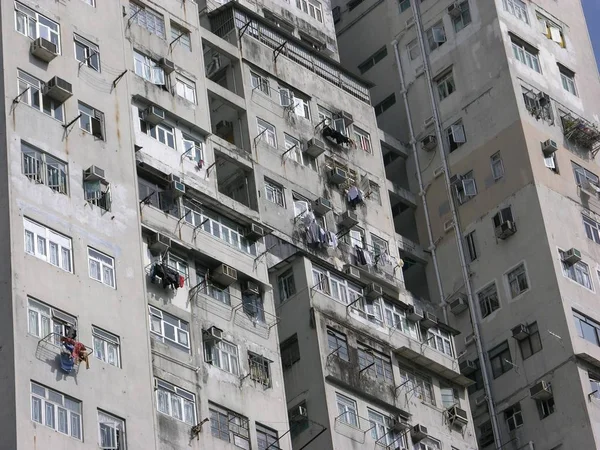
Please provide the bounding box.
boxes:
[334,0,600,448]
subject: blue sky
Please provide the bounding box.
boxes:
[582,0,600,69]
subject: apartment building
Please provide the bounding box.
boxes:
[334,0,600,448]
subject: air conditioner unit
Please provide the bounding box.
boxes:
[143,106,166,125]
[562,248,582,265]
[212,264,237,286]
[542,139,558,153]
[459,359,476,375]
[411,424,428,441]
[206,326,223,340]
[389,415,410,431]
[291,405,307,419]
[405,16,415,28]
[407,305,424,321]
[344,264,361,279]
[337,111,354,127]
[245,224,265,242]
[449,294,468,315]
[30,37,58,62]
[421,135,437,151]
[475,394,487,407]
[159,57,175,74]
[512,323,529,340]
[424,116,434,128]
[365,283,383,299]
[420,311,437,328]
[465,333,475,346]
[447,2,462,18]
[530,380,552,400]
[305,138,326,158]
[243,280,260,295]
[338,211,359,229]
[43,76,73,103]
[447,405,469,426]
[495,220,516,240]
[84,165,105,181]
[328,168,347,185]
[149,233,171,254]
[313,197,332,216]
[170,179,185,197]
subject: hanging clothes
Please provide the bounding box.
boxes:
[306,221,320,247]
[327,231,338,248]
[355,245,367,265]
[363,249,373,266]
[378,250,392,266]
[318,227,327,247]
[178,275,185,288]
[347,186,363,207]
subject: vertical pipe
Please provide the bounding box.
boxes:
[410,1,503,447]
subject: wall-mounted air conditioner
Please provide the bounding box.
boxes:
[43,76,72,103]
[420,312,437,328]
[149,233,171,254]
[84,166,105,181]
[495,220,516,240]
[365,283,383,299]
[290,404,307,419]
[541,139,558,153]
[411,424,428,441]
[159,57,175,74]
[530,380,552,400]
[562,248,582,265]
[169,174,185,197]
[449,294,468,315]
[407,305,424,321]
[447,405,469,426]
[205,326,223,340]
[447,2,462,18]
[305,138,326,158]
[421,135,437,151]
[343,265,361,279]
[313,197,332,216]
[338,211,358,229]
[143,106,166,125]
[512,324,530,340]
[212,264,237,286]
[459,359,476,375]
[328,167,347,185]
[30,37,58,62]
[243,281,260,295]
[245,224,265,242]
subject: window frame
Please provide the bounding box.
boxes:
[204,336,240,375]
[74,34,100,72]
[518,321,542,359]
[504,403,524,431]
[427,327,454,357]
[327,328,350,361]
[489,341,513,378]
[78,101,105,139]
[129,2,165,38]
[24,217,73,272]
[21,141,68,194]
[281,334,300,369]
[155,379,196,425]
[264,179,285,207]
[574,310,600,347]
[437,71,455,101]
[503,0,529,23]
[133,50,166,85]
[139,110,175,148]
[30,381,82,440]
[558,64,577,96]
[15,2,61,52]
[490,151,505,180]
[256,423,280,450]
[407,39,420,60]
[426,22,446,51]
[368,409,405,447]
[478,282,500,318]
[149,306,190,352]
[559,249,593,290]
[353,126,372,153]
[92,326,121,368]
[170,22,191,51]
[511,37,541,73]
[278,269,296,302]
[210,404,250,447]
[451,1,472,33]
[285,133,316,169]
[374,93,396,116]
[506,263,529,298]
[250,72,270,95]
[537,397,555,419]
[446,121,467,152]
[17,69,64,122]
[583,215,600,244]
[465,230,478,262]
[257,118,277,147]
[98,410,126,450]
[398,368,436,405]
[27,297,76,341]
[358,344,394,383]
[312,265,363,306]
[358,46,387,75]
[175,74,197,104]
[88,247,116,288]
[335,393,358,426]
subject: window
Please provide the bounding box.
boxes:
[490,152,504,180]
[289,402,309,438]
[465,231,478,262]
[81,0,95,5]
[21,141,68,194]
[358,344,393,383]
[249,353,271,387]
[257,424,279,450]
[88,248,116,288]
[182,134,203,163]
[507,263,529,298]
[156,379,196,425]
[204,337,240,375]
[251,72,270,95]
[278,270,296,302]
[74,34,100,71]
[489,341,512,378]
[518,321,542,359]
[572,162,599,187]
[293,195,308,220]
[98,411,126,450]
[17,70,64,121]
[399,0,410,13]
[440,384,460,409]
[78,102,105,139]
[398,368,435,405]
[368,409,405,447]
[503,0,528,23]
[175,75,196,103]
[467,360,484,394]
[149,306,190,352]
[129,2,165,38]
[574,311,600,347]
[558,64,577,96]
[418,440,441,450]
[336,393,358,426]
[583,215,600,244]
[371,235,388,261]
[451,1,472,32]
[454,171,477,204]
[426,23,446,51]
[295,0,323,22]
[281,334,300,369]
[15,2,60,52]
[84,177,111,211]
[374,94,396,116]
[279,88,310,119]
[560,249,592,290]
[139,110,175,148]
[428,327,454,356]
[285,134,316,170]
[209,404,250,449]
[27,298,76,340]
[537,14,565,47]
[504,403,523,431]
[24,218,72,272]
[478,421,494,447]
[407,39,420,60]
[590,373,600,398]
[171,22,191,51]
[133,51,166,85]
[368,182,381,204]
[93,326,120,368]
[511,36,541,73]
[31,382,81,439]
[446,122,466,152]
[265,179,284,207]
[353,127,372,153]
[383,300,420,340]
[327,328,349,361]
[257,118,277,147]
[492,206,514,228]
[478,283,499,318]
[537,397,555,419]
[312,266,363,306]
[358,46,388,74]
[437,71,455,100]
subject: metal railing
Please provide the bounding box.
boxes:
[23,152,68,194]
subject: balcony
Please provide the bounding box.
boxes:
[387,180,417,209]
[560,110,600,155]
[396,234,427,264]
